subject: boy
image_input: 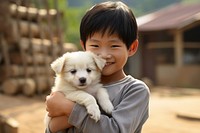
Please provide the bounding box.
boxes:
[45,1,150,133]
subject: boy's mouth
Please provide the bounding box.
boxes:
[105,62,113,66]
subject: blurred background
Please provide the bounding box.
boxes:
[0,0,200,133]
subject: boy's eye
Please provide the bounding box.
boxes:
[90,45,99,48]
[86,68,92,73]
[111,45,120,48]
[70,69,77,74]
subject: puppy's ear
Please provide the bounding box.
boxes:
[50,55,65,74]
[90,52,106,71]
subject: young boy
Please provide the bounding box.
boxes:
[45,1,150,133]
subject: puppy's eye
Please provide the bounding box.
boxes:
[70,69,77,74]
[86,68,92,73]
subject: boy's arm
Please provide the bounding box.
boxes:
[46,82,150,133]
[48,116,72,133]
[67,83,150,133]
[45,92,75,132]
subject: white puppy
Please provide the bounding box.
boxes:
[45,51,114,127]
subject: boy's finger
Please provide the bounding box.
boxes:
[47,112,52,117]
[46,107,49,112]
[46,95,50,101]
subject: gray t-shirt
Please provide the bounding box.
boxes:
[46,75,150,133]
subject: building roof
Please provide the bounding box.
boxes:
[137,3,200,31]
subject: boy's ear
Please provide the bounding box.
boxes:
[80,40,86,51]
[128,39,138,57]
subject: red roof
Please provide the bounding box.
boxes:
[137,3,200,31]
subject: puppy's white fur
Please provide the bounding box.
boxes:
[45,51,114,127]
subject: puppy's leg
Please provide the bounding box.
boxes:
[66,91,101,122]
[96,88,114,114]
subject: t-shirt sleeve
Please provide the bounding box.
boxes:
[67,81,150,133]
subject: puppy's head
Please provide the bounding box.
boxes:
[51,51,105,89]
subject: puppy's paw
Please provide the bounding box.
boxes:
[101,101,114,114]
[86,104,101,122]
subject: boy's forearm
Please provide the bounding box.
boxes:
[49,115,72,133]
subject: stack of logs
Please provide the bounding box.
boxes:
[0,0,77,97]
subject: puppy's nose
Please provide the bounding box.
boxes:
[79,77,86,84]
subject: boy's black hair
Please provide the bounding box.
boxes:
[80,1,138,49]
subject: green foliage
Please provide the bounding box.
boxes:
[181,0,200,4]
[64,7,87,49]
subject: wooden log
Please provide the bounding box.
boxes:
[22,79,36,96]
[17,20,40,37]
[0,65,20,78]
[2,78,36,96]
[42,42,77,57]
[0,115,18,133]
[36,78,48,93]
[5,19,56,43]
[9,52,29,64]
[19,37,57,53]
[36,77,53,93]
[2,79,19,95]
[4,19,38,43]
[1,77,55,96]
[9,20,46,40]
[9,4,58,21]
[0,65,53,79]
[9,52,52,65]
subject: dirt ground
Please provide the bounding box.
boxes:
[0,86,200,133]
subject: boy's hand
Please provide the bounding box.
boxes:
[46,91,75,117]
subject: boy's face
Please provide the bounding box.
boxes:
[82,32,134,77]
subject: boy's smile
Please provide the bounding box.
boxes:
[82,31,137,84]
[105,62,113,66]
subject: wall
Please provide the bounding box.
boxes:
[156,65,200,88]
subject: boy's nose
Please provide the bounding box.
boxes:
[98,52,111,59]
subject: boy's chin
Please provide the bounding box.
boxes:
[101,69,113,76]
